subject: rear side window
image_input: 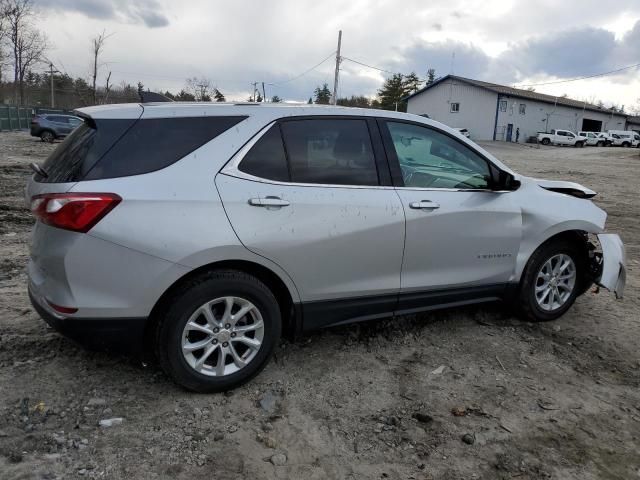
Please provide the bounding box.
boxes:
[279,119,379,186]
[238,125,289,182]
[39,120,137,183]
[84,116,246,180]
[38,116,246,183]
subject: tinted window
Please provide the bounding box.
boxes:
[38,116,246,183]
[238,125,289,182]
[84,116,246,180]
[386,122,491,190]
[38,119,137,183]
[49,116,68,124]
[279,119,378,186]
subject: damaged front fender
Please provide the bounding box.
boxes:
[596,234,626,298]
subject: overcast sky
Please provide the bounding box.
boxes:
[36,0,640,108]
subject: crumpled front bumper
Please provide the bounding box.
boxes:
[597,233,626,298]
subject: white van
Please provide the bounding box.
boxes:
[607,130,639,147]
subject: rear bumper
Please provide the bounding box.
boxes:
[29,286,147,352]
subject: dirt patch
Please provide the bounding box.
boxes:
[0,132,639,479]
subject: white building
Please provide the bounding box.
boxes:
[406,75,628,142]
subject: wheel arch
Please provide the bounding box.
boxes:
[144,259,301,352]
[515,220,602,282]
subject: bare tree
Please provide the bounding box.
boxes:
[185,76,212,102]
[4,0,47,104]
[91,30,112,105]
[104,70,112,104]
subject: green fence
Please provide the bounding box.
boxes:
[0,105,32,131]
[0,105,72,131]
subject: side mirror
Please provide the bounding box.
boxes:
[490,164,520,191]
[496,171,520,191]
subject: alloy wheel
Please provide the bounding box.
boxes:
[181,296,264,376]
[534,254,576,311]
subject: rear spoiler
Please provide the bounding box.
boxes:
[139,91,174,103]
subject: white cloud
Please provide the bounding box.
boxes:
[32,0,640,106]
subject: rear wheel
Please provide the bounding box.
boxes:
[541,138,550,145]
[596,141,604,147]
[40,130,55,143]
[156,270,281,392]
[575,141,584,148]
[622,142,630,148]
[517,240,585,322]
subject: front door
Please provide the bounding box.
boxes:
[217,117,405,328]
[506,123,513,142]
[378,119,521,311]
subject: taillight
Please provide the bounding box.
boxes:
[30,193,121,233]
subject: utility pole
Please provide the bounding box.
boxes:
[262,82,266,103]
[332,30,342,106]
[49,62,59,108]
[251,82,258,102]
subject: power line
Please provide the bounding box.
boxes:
[266,51,336,87]
[341,56,399,76]
[513,62,640,88]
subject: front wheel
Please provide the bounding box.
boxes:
[156,270,281,392]
[517,240,585,322]
[540,138,550,145]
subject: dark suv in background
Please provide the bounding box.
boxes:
[30,114,84,142]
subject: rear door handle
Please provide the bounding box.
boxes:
[409,200,440,210]
[248,197,290,208]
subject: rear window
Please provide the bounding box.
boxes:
[37,116,247,183]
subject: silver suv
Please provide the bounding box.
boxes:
[26,104,626,392]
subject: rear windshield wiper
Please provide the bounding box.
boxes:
[30,162,48,178]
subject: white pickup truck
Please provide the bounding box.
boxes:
[537,129,585,147]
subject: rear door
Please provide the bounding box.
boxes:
[378,119,521,311]
[217,117,405,329]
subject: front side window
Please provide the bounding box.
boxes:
[279,119,379,186]
[386,122,491,190]
[450,102,460,113]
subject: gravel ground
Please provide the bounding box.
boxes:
[0,132,638,480]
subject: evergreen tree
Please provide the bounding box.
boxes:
[256,92,263,102]
[314,83,331,104]
[137,82,145,98]
[426,68,436,86]
[337,95,372,108]
[214,89,225,102]
[377,73,407,111]
[308,97,313,104]
[403,72,422,94]
[271,95,282,103]
[176,89,195,101]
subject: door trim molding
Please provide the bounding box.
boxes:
[300,283,510,331]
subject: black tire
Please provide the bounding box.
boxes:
[596,141,604,147]
[156,270,281,392]
[517,239,585,322]
[40,130,55,143]
[541,138,550,145]
[575,141,584,148]
[622,142,630,148]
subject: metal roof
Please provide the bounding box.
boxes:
[405,75,626,117]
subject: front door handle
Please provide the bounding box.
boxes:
[409,200,440,210]
[248,196,290,208]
